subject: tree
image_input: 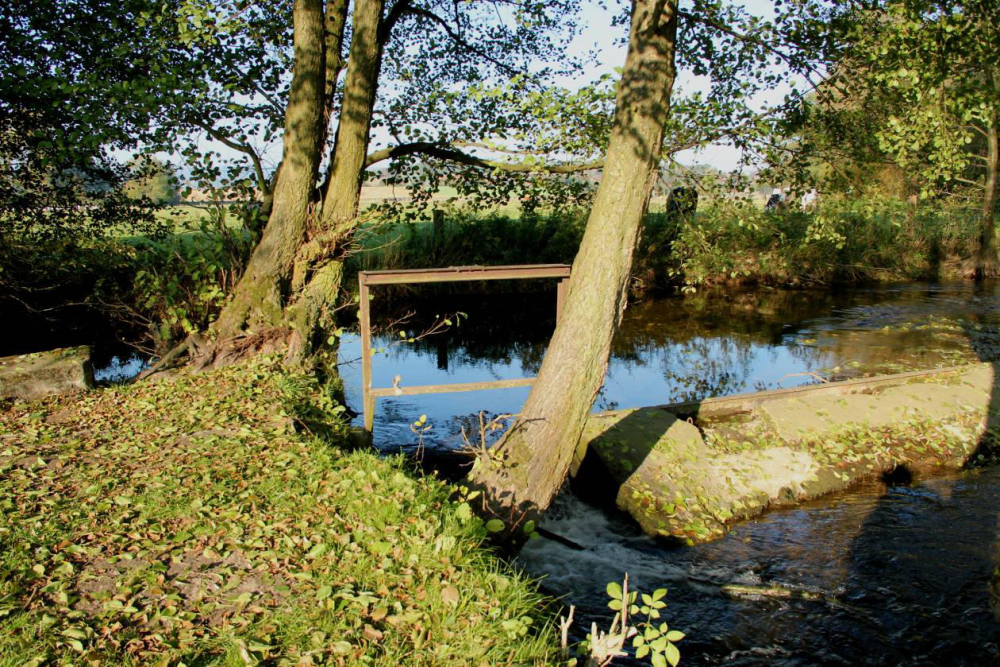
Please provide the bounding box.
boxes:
[163,0,588,368]
[468,0,680,536]
[124,157,181,205]
[839,0,1000,278]
[466,0,830,538]
[0,0,174,242]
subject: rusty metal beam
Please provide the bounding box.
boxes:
[358,263,571,435]
[371,377,536,398]
[359,278,374,432]
[359,264,570,286]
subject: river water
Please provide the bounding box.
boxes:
[339,281,1000,665]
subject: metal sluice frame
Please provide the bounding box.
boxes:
[357,264,571,433]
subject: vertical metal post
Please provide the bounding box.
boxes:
[359,274,374,432]
[556,278,569,324]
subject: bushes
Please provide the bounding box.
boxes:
[347,196,984,295]
[120,223,252,352]
[346,209,683,295]
[0,211,251,356]
[668,195,981,287]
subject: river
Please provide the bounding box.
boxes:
[339,281,1000,665]
[9,280,1000,663]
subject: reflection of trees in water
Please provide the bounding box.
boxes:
[376,288,848,374]
[370,293,554,374]
[370,283,1000,398]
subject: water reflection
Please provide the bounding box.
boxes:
[342,281,1000,454]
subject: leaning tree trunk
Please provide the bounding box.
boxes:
[469,0,680,537]
[212,0,328,342]
[974,115,998,281]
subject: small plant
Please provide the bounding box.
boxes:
[410,413,432,458]
[563,574,683,667]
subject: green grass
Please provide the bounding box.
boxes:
[0,360,562,665]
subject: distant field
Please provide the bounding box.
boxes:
[161,187,751,227]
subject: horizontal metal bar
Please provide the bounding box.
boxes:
[360,264,571,285]
[370,377,536,398]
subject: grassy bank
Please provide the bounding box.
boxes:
[347,197,985,294]
[2,195,987,357]
[0,361,561,665]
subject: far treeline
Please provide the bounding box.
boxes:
[1,0,999,534]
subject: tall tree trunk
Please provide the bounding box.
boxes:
[975,115,998,281]
[286,0,387,358]
[213,0,328,340]
[469,0,680,536]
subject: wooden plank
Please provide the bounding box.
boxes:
[652,363,985,419]
[371,377,536,398]
[359,279,374,432]
[360,264,571,285]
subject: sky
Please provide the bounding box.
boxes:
[172,0,801,182]
[559,0,799,172]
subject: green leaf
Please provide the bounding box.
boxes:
[606,581,622,599]
[666,642,681,667]
[485,519,505,533]
[666,630,685,642]
[316,584,332,600]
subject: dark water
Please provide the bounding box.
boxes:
[2,301,149,383]
[341,281,998,454]
[338,281,1000,665]
[520,472,1000,666]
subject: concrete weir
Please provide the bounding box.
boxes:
[0,347,94,401]
[571,363,996,544]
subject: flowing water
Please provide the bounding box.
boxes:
[338,281,1000,665]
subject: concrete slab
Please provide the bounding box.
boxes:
[575,363,998,545]
[760,393,894,441]
[0,347,94,401]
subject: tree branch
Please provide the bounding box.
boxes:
[677,9,823,88]
[380,0,412,44]
[954,176,986,189]
[402,6,517,75]
[966,124,990,139]
[193,120,269,195]
[364,141,602,172]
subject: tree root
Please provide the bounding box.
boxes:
[136,328,296,381]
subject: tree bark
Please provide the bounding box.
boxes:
[213,0,328,340]
[469,0,680,537]
[320,0,385,231]
[286,0,388,358]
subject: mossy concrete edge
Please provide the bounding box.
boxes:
[573,363,997,545]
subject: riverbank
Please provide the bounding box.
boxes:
[0,360,561,665]
[573,363,998,544]
[346,200,983,296]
